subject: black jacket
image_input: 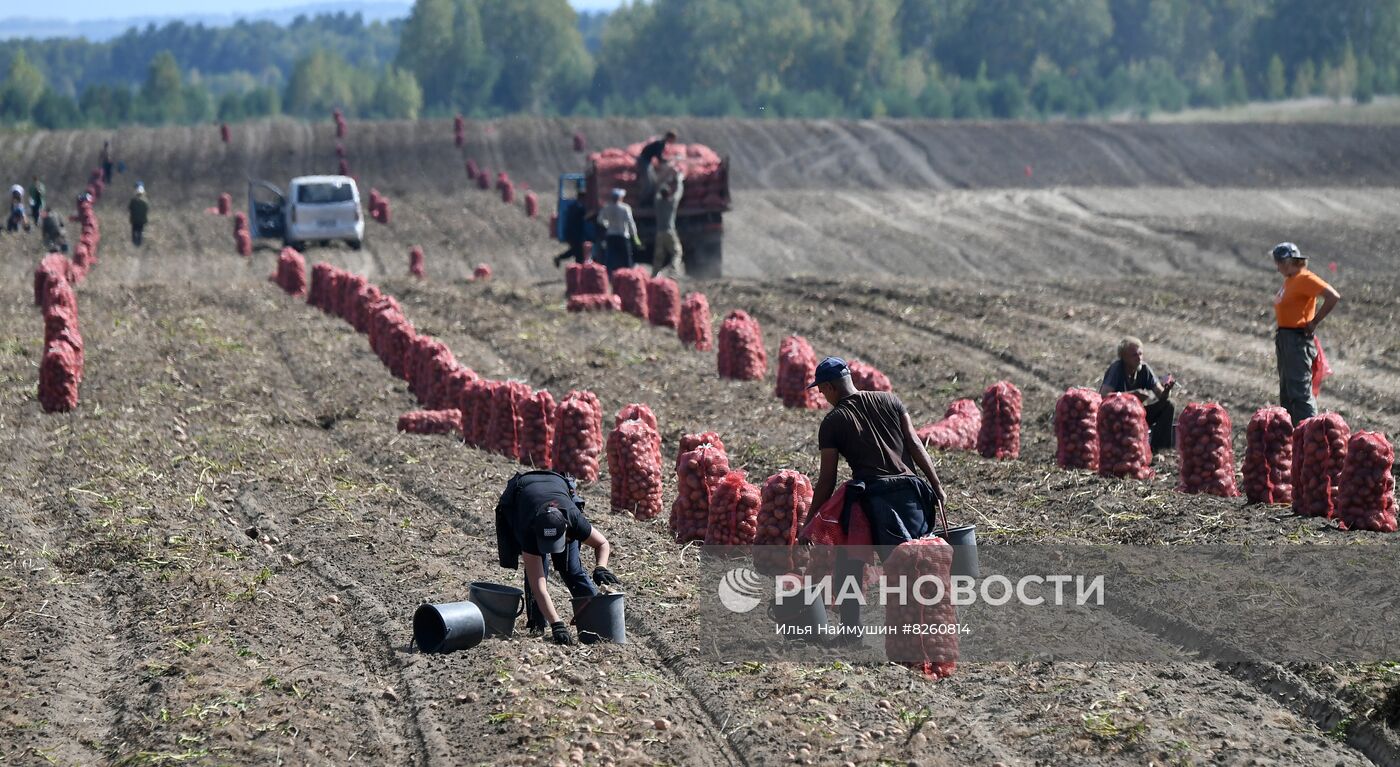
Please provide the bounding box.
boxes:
[494,470,587,570]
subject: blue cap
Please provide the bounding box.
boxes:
[809,356,850,388]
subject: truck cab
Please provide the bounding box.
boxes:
[249,175,364,251]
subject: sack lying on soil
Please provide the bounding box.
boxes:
[775,335,822,409]
[976,381,1022,460]
[612,268,649,321]
[217,193,231,216]
[679,292,713,352]
[35,256,76,308]
[409,246,424,278]
[519,389,556,469]
[848,359,892,392]
[220,123,230,144]
[270,247,307,297]
[567,293,621,313]
[466,158,479,179]
[476,171,491,190]
[41,275,78,317]
[398,409,463,436]
[918,399,981,452]
[573,131,586,152]
[553,390,604,482]
[486,381,532,460]
[473,264,492,281]
[647,277,681,329]
[608,418,664,520]
[883,537,958,680]
[566,261,609,298]
[670,443,729,544]
[39,338,82,413]
[524,191,538,218]
[753,470,813,574]
[1292,413,1349,518]
[1096,393,1154,480]
[1054,388,1100,471]
[43,305,80,349]
[717,310,766,381]
[235,229,252,257]
[500,180,515,205]
[1334,431,1398,532]
[1243,406,1294,504]
[461,378,497,449]
[233,211,248,235]
[1176,402,1240,497]
[707,471,761,546]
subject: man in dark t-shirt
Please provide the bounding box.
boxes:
[494,471,621,645]
[1098,337,1176,452]
[633,130,676,201]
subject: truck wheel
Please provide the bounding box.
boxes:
[347,239,362,251]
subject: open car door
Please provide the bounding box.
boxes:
[247,180,286,239]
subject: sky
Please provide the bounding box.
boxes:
[29,0,624,22]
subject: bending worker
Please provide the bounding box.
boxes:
[1099,337,1176,452]
[494,470,621,646]
[807,356,947,634]
[1270,242,1341,424]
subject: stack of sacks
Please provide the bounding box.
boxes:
[917,400,981,452]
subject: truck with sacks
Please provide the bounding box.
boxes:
[556,139,731,278]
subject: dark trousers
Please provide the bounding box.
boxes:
[1145,399,1175,452]
[131,225,144,246]
[604,234,633,272]
[102,162,113,184]
[30,203,40,222]
[554,240,583,266]
[524,540,597,629]
[1275,328,1317,425]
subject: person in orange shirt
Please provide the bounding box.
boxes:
[1271,242,1341,424]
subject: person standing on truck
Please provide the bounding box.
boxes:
[1270,242,1341,424]
[598,188,640,273]
[806,356,948,637]
[1099,337,1177,453]
[634,130,676,201]
[128,182,149,246]
[494,470,622,646]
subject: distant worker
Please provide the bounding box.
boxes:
[597,188,640,273]
[807,356,948,634]
[99,141,114,184]
[7,184,29,232]
[651,185,682,278]
[41,211,66,253]
[634,129,676,201]
[128,182,149,247]
[553,183,588,268]
[1270,242,1341,424]
[1099,337,1176,452]
[494,470,622,646]
[28,175,44,221]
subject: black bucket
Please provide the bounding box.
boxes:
[413,601,486,654]
[469,582,525,638]
[938,524,979,579]
[571,593,626,644]
[769,592,828,643]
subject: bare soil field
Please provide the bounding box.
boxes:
[1,118,1398,766]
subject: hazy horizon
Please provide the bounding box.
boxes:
[10,0,622,23]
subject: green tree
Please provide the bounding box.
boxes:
[32,88,81,128]
[1265,54,1287,100]
[1292,59,1316,98]
[372,67,423,118]
[142,50,185,122]
[1355,54,1375,103]
[396,0,458,107]
[478,0,591,112]
[1227,64,1248,104]
[1,51,47,121]
[284,49,356,115]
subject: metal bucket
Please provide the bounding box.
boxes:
[571,593,626,644]
[469,582,525,638]
[413,601,485,654]
[938,524,979,579]
[769,589,828,643]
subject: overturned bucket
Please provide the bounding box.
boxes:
[571,593,626,644]
[469,582,525,638]
[414,601,485,654]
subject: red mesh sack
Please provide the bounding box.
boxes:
[34,255,73,306]
[232,211,248,235]
[567,260,609,297]
[647,277,681,328]
[519,389,556,469]
[307,262,334,311]
[615,403,658,431]
[706,471,761,546]
[339,158,352,176]
[608,418,664,520]
[486,381,531,460]
[612,268,650,320]
[1292,413,1349,518]
[573,131,586,151]
[882,537,958,680]
[753,471,813,574]
[235,230,252,257]
[1243,407,1294,504]
[848,360,892,392]
[1335,432,1397,532]
[439,366,478,417]
[220,123,230,144]
[1054,388,1100,471]
[217,193,231,215]
[460,379,495,448]
[409,246,424,278]
[567,294,621,312]
[270,247,307,296]
[43,305,80,349]
[669,443,730,543]
[376,197,392,225]
[1097,393,1154,480]
[398,409,463,435]
[717,310,767,381]
[524,191,538,218]
[679,292,713,351]
[775,335,822,409]
[677,431,726,468]
[476,171,491,190]
[404,336,450,405]
[41,275,77,316]
[465,158,479,179]
[473,264,492,281]
[39,339,82,413]
[335,142,346,159]
[917,399,981,452]
[500,180,516,205]
[1176,403,1240,497]
[976,381,1022,460]
[553,390,604,482]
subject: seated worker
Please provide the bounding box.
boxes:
[494,470,621,645]
[1099,336,1176,452]
[41,211,66,253]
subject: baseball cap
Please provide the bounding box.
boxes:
[610,188,625,199]
[808,356,850,388]
[533,506,568,555]
[1271,242,1304,261]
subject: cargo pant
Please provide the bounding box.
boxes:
[1276,328,1317,425]
[652,229,683,278]
[523,541,598,631]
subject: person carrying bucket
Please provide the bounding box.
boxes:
[494,470,622,645]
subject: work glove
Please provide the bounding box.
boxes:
[550,621,575,646]
[633,237,643,249]
[593,566,621,588]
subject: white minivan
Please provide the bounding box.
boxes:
[249,175,364,250]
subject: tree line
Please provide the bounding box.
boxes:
[1,0,1398,129]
